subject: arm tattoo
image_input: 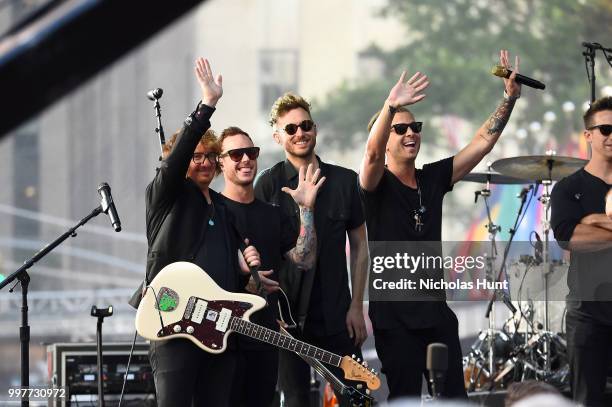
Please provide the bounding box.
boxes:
[287,207,317,270]
[482,97,517,142]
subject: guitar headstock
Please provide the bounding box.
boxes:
[339,355,381,390]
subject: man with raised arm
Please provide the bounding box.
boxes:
[359,50,521,400]
[255,93,369,406]
[129,58,260,407]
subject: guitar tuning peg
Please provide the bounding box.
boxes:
[356,358,361,363]
[362,360,368,367]
[366,389,371,395]
[351,354,356,359]
[370,368,376,373]
[356,383,363,389]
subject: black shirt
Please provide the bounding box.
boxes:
[194,195,234,291]
[222,196,296,349]
[360,157,454,329]
[255,157,366,336]
[551,168,612,325]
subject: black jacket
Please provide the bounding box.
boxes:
[129,104,240,308]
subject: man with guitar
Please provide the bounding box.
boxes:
[217,126,324,406]
[129,58,261,407]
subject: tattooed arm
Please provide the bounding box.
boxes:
[282,163,325,270]
[451,50,521,185]
[286,207,317,269]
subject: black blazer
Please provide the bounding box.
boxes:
[129,105,240,308]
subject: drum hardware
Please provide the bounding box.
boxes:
[462,157,575,392]
[492,153,583,375]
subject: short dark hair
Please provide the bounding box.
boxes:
[218,126,253,151]
[367,106,413,132]
[504,380,560,406]
[583,96,612,129]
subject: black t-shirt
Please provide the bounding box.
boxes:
[550,168,612,325]
[193,194,236,292]
[360,157,454,329]
[222,196,296,349]
[255,157,366,336]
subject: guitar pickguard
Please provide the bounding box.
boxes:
[157,297,253,350]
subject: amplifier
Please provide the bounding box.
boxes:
[47,342,155,406]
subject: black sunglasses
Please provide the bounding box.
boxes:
[278,120,315,136]
[588,124,612,136]
[391,122,423,135]
[192,152,219,165]
[219,147,260,162]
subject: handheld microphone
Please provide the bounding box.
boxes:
[426,343,448,399]
[491,66,546,90]
[97,183,122,232]
[146,88,163,101]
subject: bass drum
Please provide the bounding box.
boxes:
[463,330,512,391]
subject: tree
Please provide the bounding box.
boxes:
[313,0,612,150]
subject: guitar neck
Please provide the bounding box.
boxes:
[230,317,341,367]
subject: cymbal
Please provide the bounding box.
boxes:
[491,155,587,182]
[461,171,529,185]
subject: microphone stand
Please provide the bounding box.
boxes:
[151,97,165,160]
[0,205,104,407]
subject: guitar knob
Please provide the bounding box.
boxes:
[356,358,361,363]
[352,354,356,359]
[173,325,182,333]
[362,361,368,367]
[186,326,195,334]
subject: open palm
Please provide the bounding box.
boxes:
[195,57,223,107]
[387,71,429,108]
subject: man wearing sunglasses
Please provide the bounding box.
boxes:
[217,126,324,406]
[255,93,369,406]
[129,58,261,407]
[551,96,612,407]
[359,50,521,400]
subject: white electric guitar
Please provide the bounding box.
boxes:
[135,261,380,391]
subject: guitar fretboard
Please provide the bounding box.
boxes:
[230,317,341,366]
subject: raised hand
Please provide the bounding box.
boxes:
[194,57,223,107]
[500,49,521,97]
[387,71,429,108]
[282,164,326,209]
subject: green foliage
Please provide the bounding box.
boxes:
[313,0,612,150]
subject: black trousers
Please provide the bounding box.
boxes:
[373,304,466,401]
[278,328,362,407]
[231,347,279,407]
[566,310,612,407]
[149,338,236,407]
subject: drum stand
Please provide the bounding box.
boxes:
[475,182,502,379]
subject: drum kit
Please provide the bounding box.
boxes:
[460,153,587,393]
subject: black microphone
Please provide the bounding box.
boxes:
[517,185,533,200]
[146,88,163,101]
[426,343,448,399]
[491,66,546,90]
[97,183,122,232]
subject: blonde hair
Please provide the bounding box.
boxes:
[269,92,312,126]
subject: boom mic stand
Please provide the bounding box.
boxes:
[147,88,165,159]
[0,204,106,407]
